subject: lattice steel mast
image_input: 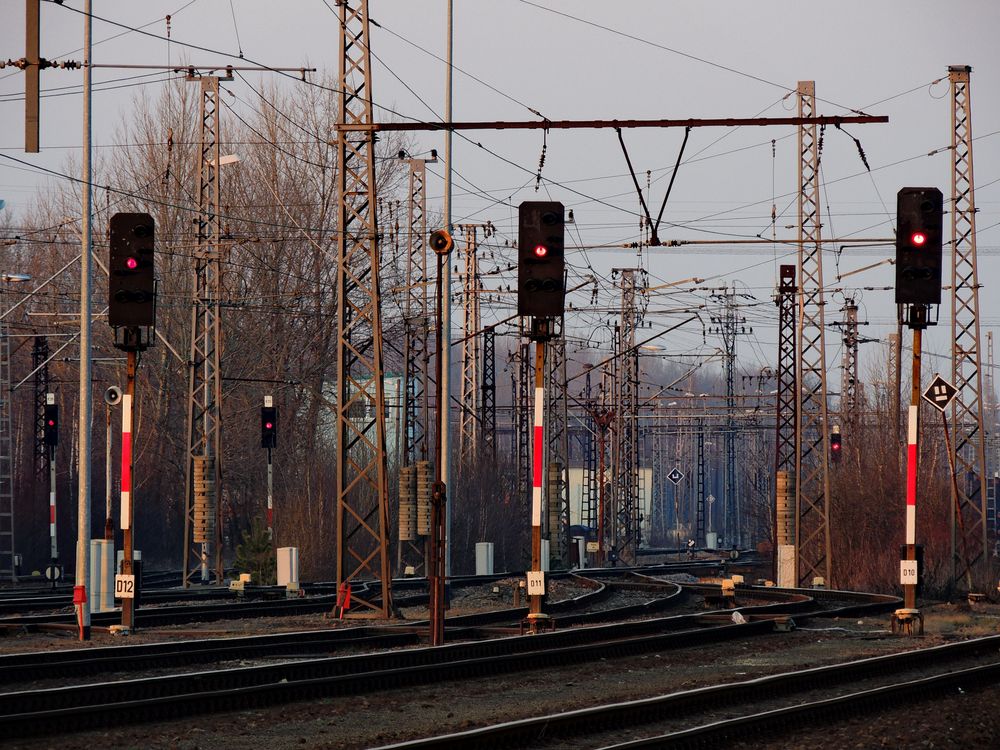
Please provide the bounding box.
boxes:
[774,266,797,578]
[32,336,49,477]
[481,326,497,463]
[546,320,570,565]
[948,64,988,588]
[839,297,860,425]
[182,73,227,587]
[794,81,833,587]
[399,158,432,576]
[333,0,391,616]
[0,306,13,581]
[711,288,747,547]
[612,269,642,563]
[458,225,481,465]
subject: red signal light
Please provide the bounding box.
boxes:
[47,419,55,427]
[125,257,139,270]
[265,422,273,430]
[910,232,927,247]
[533,244,548,258]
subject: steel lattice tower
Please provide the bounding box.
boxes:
[481,326,497,463]
[696,416,706,547]
[793,81,833,587]
[986,332,997,542]
[399,159,431,576]
[650,409,668,546]
[32,336,49,477]
[546,320,570,565]
[333,0,391,616]
[839,297,860,426]
[712,289,743,547]
[582,373,598,532]
[948,65,988,587]
[612,269,642,563]
[0,306,14,581]
[182,74,227,587]
[458,225,480,465]
[516,341,531,554]
[774,266,797,551]
[402,158,430,466]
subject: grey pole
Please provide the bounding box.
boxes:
[74,0,93,640]
[442,0,453,578]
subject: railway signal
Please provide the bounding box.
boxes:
[830,425,842,463]
[895,187,943,308]
[261,406,277,449]
[517,201,565,320]
[43,403,58,446]
[109,212,156,346]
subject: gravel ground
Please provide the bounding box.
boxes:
[4,599,1000,749]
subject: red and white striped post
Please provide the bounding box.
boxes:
[120,351,137,630]
[527,336,548,632]
[895,324,922,634]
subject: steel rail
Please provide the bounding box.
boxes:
[375,635,1000,750]
[0,585,862,737]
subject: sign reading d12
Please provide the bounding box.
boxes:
[114,574,135,599]
[921,374,957,413]
[667,467,685,485]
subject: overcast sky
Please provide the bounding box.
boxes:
[2,1,998,393]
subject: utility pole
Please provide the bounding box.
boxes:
[481,326,497,464]
[794,81,833,588]
[73,0,93,640]
[774,266,797,585]
[581,374,598,534]
[458,225,481,465]
[710,288,751,547]
[948,65,988,591]
[399,156,434,577]
[546,319,570,567]
[839,297,861,425]
[696,414,706,547]
[182,73,228,587]
[32,336,49,476]
[612,269,643,564]
[333,0,391,617]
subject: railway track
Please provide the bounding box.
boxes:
[374,634,1000,749]
[0,583,895,739]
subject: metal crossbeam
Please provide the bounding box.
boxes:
[948,65,988,588]
[794,81,833,587]
[182,75,225,587]
[334,0,391,616]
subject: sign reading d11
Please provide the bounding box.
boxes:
[921,374,957,413]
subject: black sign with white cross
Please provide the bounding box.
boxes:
[922,374,958,413]
[667,467,685,485]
